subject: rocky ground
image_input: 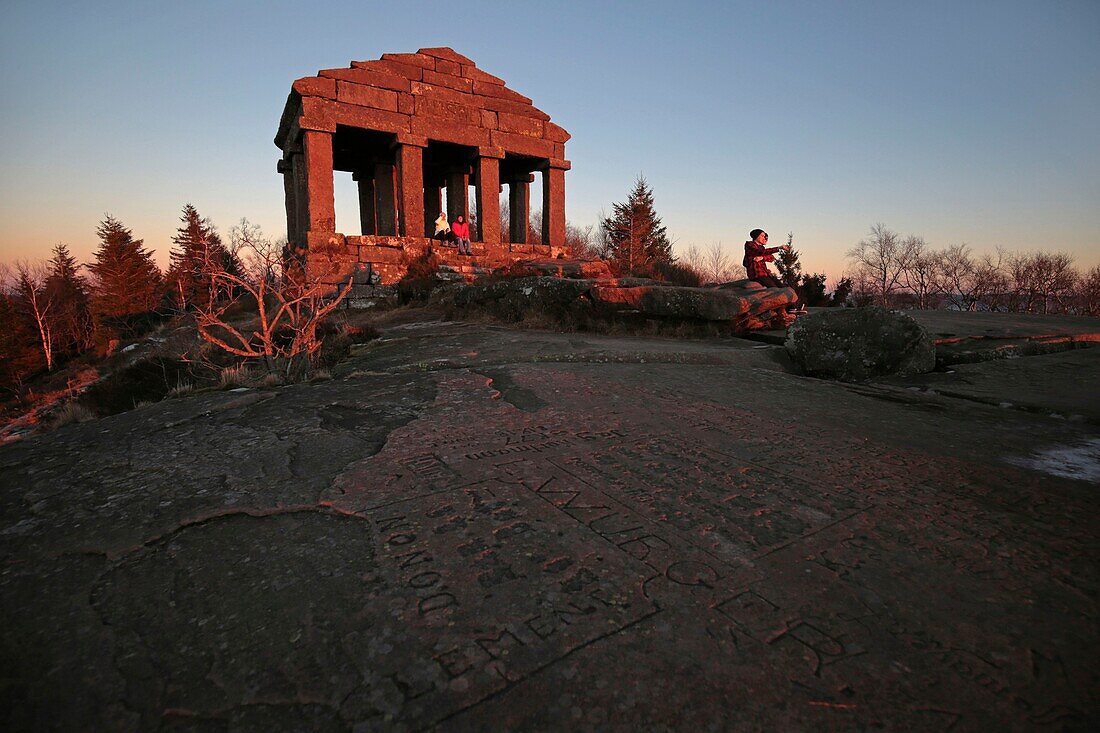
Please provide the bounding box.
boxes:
[1,309,1097,731]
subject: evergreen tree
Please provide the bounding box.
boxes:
[45,243,93,355]
[799,273,830,307]
[87,215,162,336]
[601,176,673,274]
[775,232,803,289]
[168,204,238,310]
[831,277,853,306]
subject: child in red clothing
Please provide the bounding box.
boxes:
[451,215,471,255]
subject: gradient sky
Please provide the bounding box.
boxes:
[2,0,1097,283]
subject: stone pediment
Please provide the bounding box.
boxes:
[276,47,570,163]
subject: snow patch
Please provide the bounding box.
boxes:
[1006,438,1100,483]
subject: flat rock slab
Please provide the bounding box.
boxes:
[1,317,1097,731]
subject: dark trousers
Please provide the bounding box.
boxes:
[752,275,803,309]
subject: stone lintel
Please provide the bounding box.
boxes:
[478,146,506,159]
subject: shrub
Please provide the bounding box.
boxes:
[79,357,197,416]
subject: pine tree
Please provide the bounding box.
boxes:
[87,215,162,336]
[168,204,238,310]
[775,232,803,289]
[601,176,673,275]
[45,243,93,355]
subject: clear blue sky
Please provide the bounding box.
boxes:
[2,0,1097,282]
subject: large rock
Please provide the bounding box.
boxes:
[591,284,795,321]
[501,258,613,280]
[784,306,936,380]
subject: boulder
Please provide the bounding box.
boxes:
[784,306,936,381]
[591,285,795,321]
[500,258,613,280]
[715,279,765,291]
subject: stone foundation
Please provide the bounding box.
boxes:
[305,233,568,307]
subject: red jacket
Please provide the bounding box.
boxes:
[743,240,780,279]
[451,221,470,239]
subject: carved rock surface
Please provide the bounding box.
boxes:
[785,306,936,380]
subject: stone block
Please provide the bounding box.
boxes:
[418,47,475,66]
[372,58,425,81]
[546,158,572,170]
[410,81,477,108]
[357,245,407,265]
[433,57,461,76]
[478,145,506,159]
[544,121,571,143]
[411,117,490,147]
[496,111,544,137]
[474,94,551,121]
[336,81,399,111]
[332,105,412,134]
[472,80,533,104]
[553,143,566,158]
[339,64,414,92]
[395,133,428,147]
[300,97,337,132]
[479,109,498,129]
[423,68,474,93]
[490,130,555,158]
[292,76,336,98]
[381,52,435,69]
[461,65,505,85]
[414,96,481,126]
[398,93,415,114]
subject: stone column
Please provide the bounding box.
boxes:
[395,139,426,237]
[508,174,533,244]
[278,154,298,246]
[445,169,469,225]
[353,171,377,235]
[423,177,442,236]
[475,150,502,244]
[374,162,397,236]
[303,130,335,235]
[541,160,569,247]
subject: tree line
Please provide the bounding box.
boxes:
[845,223,1100,314]
[569,178,1098,315]
[0,205,295,396]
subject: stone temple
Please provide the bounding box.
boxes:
[275,47,572,298]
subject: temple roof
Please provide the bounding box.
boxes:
[276,47,570,162]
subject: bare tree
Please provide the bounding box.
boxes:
[1006,250,1077,314]
[193,223,353,377]
[702,242,733,284]
[1075,265,1100,316]
[939,245,1008,311]
[846,224,920,307]
[564,222,595,258]
[681,244,704,277]
[14,262,55,371]
[898,236,945,309]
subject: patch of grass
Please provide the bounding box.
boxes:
[47,401,96,429]
[218,364,252,389]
